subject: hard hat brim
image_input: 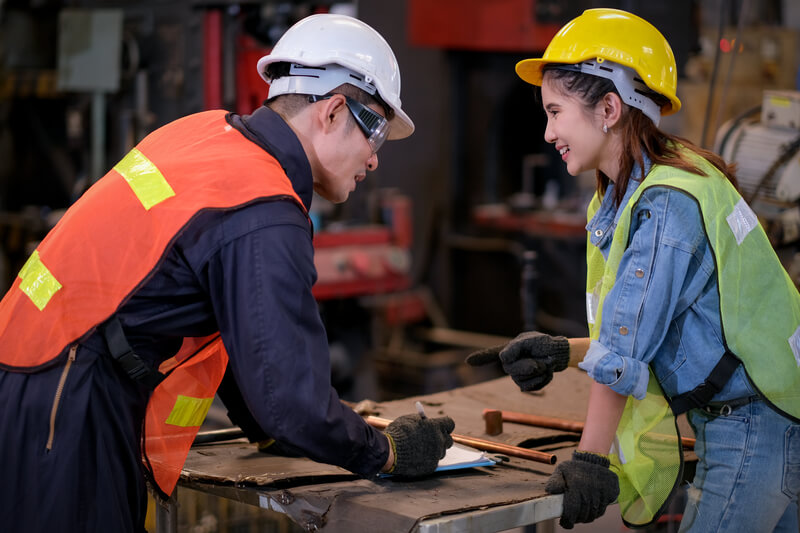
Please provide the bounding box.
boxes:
[515,58,548,87]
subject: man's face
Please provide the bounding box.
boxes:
[312,97,383,204]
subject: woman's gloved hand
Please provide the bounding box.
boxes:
[383,413,455,477]
[465,331,570,391]
[545,450,620,529]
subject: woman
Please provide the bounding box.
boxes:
[473,8,800,531]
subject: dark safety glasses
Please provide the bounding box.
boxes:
[309,94,390,153]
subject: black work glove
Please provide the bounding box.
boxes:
[465,331,569,391]
[383,413,455,477]
[545,450,619,529]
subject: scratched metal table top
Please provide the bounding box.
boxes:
[179,370,693,532]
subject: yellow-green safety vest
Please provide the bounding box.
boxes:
[585,150,800,527]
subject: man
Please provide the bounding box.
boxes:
[0,13,454,532]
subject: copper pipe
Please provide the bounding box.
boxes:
[489,409,584,433]
[365,415,557,465]
[488,409,696,450]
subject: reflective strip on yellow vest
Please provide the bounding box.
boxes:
[585,148,800,527]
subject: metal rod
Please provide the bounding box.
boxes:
[489,409,696,450]
[91,90,105,183]
[365,416,557,465]
[193,427,246,445]
[155,491,178,533]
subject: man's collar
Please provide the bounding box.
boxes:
[229,106,314,212]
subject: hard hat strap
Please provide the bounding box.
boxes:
[554,60,662,126]
[268,63,377,99]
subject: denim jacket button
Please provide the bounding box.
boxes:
[635,268,644,278]
[619,326,629,335]
[595,229,604,237]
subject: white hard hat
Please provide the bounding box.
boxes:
[257,13,414,140]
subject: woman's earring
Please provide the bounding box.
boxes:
[602,124,608,133]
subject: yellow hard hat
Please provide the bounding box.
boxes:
[515,8,681,115]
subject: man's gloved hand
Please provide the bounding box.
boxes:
[383,413,455,477]
[545,450,620,529]
[465,331,570,391]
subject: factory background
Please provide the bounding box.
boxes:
[2,0,799,531]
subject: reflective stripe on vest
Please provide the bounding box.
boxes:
[113,148,176,210]
[585,148,800,526]
[144,336,228,496]
[18,250,62,311]
[0,110,308,496]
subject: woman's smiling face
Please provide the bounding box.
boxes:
[541,73,613,178]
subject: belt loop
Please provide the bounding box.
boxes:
[703,397,753,416]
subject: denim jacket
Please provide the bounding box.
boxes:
[578,157,755,402]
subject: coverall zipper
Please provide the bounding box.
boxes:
[46,345,77,451]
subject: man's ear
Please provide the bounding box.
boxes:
[317,94,348,134]
[601,92,623,129]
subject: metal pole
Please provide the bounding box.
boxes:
[91,90,105,183]
[155,491,178,533]
[521,250,537,331]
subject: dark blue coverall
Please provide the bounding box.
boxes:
[0,106,390,532]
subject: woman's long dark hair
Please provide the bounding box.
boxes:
[542,66,738,206]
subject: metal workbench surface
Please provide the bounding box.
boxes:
[173,370,595,532]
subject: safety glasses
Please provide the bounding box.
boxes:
[310,94,390,153]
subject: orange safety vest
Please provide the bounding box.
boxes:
[0,110,307,496]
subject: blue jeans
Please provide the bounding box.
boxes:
[680,398,800,532]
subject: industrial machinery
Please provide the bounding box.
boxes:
[715,90,800,275]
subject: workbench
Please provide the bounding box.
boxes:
[157,369,692,532]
